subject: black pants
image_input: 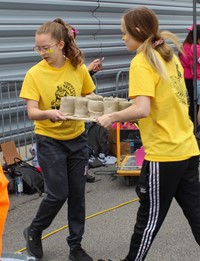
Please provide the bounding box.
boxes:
[126,156,200,261]
[30,133,88,249]
[185,79,197,124]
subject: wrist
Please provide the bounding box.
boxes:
[109,112,118,123]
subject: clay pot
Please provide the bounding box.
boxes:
[60,96,75,115]
[74,97,89,118]
[103,99,119,114]
[88,100,104,118]
[86,93,103,101]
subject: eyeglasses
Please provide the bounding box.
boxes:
[33,43,58,54]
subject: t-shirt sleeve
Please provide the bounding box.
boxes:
[19,72,40,101]
[129,61,155,99]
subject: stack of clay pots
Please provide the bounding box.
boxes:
[60,93,133,119]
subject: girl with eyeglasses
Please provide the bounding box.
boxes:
[20,18,95,261]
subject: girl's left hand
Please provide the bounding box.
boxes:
[87,59,103,72]
[97,114,113,129]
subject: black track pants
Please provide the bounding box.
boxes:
[30,133,88,249]
[126,156,200,261]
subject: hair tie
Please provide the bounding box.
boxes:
[71,29,79,35]
[153,38,164,48]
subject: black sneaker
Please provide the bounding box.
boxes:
[23,227,43,258]
[69,246,93,261]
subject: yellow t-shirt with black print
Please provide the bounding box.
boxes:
[20,59,95,140]
[129,51,199,161]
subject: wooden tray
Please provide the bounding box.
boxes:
[64,115,97,122]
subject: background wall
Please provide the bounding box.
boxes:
[0,0,199,95]
[0,0,200,149]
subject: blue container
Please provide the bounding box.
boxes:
[130,141,135,154]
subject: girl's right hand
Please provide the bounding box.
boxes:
[48,110,66,122]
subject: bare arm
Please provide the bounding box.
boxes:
[26,100,66,122]
[97,96,150,129]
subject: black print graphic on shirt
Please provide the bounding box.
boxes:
[51,81,76,109]
[169,63,187,105]
[175,63,182,79]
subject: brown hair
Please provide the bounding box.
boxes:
[183,31,193,45]
[183,25,200,45]
[36,18,84,69]
[122,7,182,78]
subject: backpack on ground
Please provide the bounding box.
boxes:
[11,157,44,196]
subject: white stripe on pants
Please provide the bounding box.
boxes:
[136,162,160,260]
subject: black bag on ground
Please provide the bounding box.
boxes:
[11,158,44,196]
[86,122,108,157]
[4,170,15,194]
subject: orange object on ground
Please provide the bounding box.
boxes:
[0,164,10,257]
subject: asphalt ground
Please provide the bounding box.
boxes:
[2,164,200,261]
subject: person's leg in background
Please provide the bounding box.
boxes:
[0,164,10,257]
[185,79,195,124]
[196,80,200,128]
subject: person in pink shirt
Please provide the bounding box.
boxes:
[188,25,200,127]
[179,25,200,123]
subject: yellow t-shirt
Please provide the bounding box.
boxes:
[129,51,199,161]
[20,59,95,140]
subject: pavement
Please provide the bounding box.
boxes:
[2,164,200,261]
